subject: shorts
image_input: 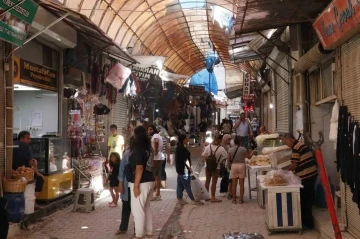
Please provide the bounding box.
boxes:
[230,163,247,179]
[109,178,119,188]
[34,174,44,193]
[152,160,162,177]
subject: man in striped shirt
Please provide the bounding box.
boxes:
[282,133,318,230]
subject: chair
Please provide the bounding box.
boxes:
[73,188,95,213]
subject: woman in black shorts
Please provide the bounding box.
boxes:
[108,152,120,207]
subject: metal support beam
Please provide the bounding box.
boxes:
[249,47,289,85]
[257,31,298,62]
[258,49,290,73]
[6,12,70,59]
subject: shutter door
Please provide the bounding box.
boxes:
[341,33,360,238]
[113,94,128,133]
[0,41,4,178]
[275,57,289,133]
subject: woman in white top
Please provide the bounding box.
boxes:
[202,134,228,203]
[228,136,254,204]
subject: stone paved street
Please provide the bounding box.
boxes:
[14,146,321,239]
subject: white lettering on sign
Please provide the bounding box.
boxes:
[243,74,251,96]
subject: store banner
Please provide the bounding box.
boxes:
[242,74,254,100]
[14,56,57,91]
[0,0,39,46]
[129,65,161,92]
[313,0,360,50]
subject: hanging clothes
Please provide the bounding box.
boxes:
[352,123,360,210]
[336,106,348,183]
[346,116,355,192]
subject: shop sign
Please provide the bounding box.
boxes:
[14,56,57,91]
[129,65,162,92]
[243,73,251,96]
[313,0,360,49]
[0,0,39,46]
[242,95,254,101]
[185,85,205,96]
[243,105,254,112]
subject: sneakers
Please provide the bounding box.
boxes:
[150,195,162,201]
[191,200,204,206]
[178,199,188,205]
[220,193,227,197]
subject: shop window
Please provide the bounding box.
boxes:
[309,59,335,105]
[42,45,53,68]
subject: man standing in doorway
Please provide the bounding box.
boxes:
[198,118,208,145]
[108,125,125,159]
[234,112,251,149]
[282,133,318,229]
[148,125,163,201]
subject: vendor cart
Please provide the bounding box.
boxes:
[258,178,303,235]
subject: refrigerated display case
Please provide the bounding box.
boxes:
[26,137,74,200]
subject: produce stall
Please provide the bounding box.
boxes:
[258,172,303,235]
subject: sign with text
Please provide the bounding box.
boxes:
[243,73,251,96]
[0,0,38,46]
[14,57,57,91]
[313,0,360,50]
[129,65,161,92]
[242,95,254,101]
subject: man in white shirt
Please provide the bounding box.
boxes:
[234,112,251,149]
[148,125,163,201]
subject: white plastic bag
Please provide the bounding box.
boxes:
[264,169,301,186]
[190,174,210,201]
[267,149,292,166]
[193,160,205,175]
[105,63,131,89]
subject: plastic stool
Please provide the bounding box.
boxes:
[73,188,95,213]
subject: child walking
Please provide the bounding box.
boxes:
[108,152,120,207]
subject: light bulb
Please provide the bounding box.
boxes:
[269,103,274,109]
[156,109,159,112]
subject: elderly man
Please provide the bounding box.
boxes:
[234,112,251,149]
[282,133,318,229]
[220,134,232,198]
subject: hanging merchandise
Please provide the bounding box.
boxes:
[63,88,76,99]
[90,61,100,95]
[329,100,339,149]
[105,63,131,89]
[99,63,110,97]
[93,103,111,115]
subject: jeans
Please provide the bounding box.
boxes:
[300,176,317,229]
[177,174,195,201]
[239,136,249,149]
[129,182,154,237]
[119,187,131,231]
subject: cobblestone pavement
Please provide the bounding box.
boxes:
[15,146,321,239]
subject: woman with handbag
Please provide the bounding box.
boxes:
[229,136,254,204]
[202,134,228,203]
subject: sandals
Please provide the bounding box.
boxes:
[239,200,244,204]
[227,195,233,200]
[210,198,222,203]
[232,200,237,204]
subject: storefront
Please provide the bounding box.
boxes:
[313,0,360,236]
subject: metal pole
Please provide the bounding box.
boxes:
[258,49,290,73]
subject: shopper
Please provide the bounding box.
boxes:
[219,134,232,198]
[127,126,155,239]
[108,124,125,159]
[147,125,163,201]
[202,134,228,203]
[175,134,204,205]
[115,138,133,235]
[13,131,44,203]
[229,136,254,204]
[234,112,251,149]
[198,118,208,145]
[108,152,120,207]
[160,134,170,188]
[281,133,318,229]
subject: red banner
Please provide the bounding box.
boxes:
[313,0,360,50]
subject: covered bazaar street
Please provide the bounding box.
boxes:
[14,146,323,239]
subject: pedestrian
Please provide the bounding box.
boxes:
[229,136,254,204]
[160,133,170,188]
[281,133,318,229]
[219,134,232,198]
[108,124,125,159]
[147,125,163,201]
[202,134,228,203]
[108,152,120,207]
[127,126,155,239]
[115,138,133,235]
[198,118,208,145]
[176,134,204,206]
[234,112,252,149]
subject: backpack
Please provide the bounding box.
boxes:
[206,145,221,172]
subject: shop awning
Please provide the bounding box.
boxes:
[38,1,138,65]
